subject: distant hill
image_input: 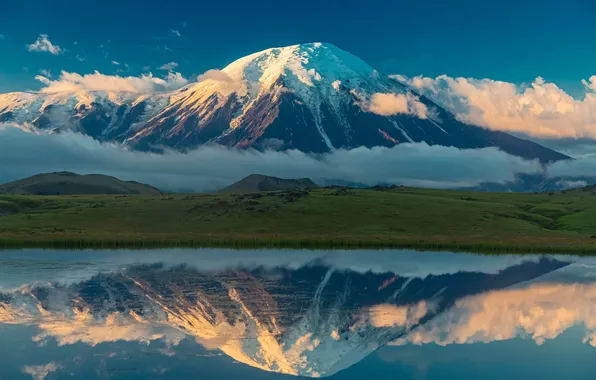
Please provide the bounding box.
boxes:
[0,172,161,195]
[219,174,319,193]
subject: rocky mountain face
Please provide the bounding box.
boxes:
[0,43,568,162]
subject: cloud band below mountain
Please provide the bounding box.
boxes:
[0,125,545,192]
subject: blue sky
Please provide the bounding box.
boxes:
[1,0,595,95]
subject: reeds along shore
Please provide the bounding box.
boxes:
[1,238,595,255]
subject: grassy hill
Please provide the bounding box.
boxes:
[219,174,319,193]
[0,172,161,195]
[2,186,596,252]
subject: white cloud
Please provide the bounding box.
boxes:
[367,93,429,119]
[34,70,188,94]
[0,126,541,192]
[33,311,185,347]
[34,75,51,85]
[22,362,59,380]
[548,154,596,179]
[39,69,51,78]
[392,282,596,348]
[555,179,588,189]
[368,302,432,328]
[170,29,181,37]
[27,34,64,55]
[197,69,235,83]
[352,88,431,120]
[396,74,596,139]
[162,71,188,90]
[195,69,242,96]
[582,76,596,92]
[111,60,120,65]
[159,61,179,71]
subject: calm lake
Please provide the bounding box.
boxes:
[0,249,595,379]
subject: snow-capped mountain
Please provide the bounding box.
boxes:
[0,258,569,377]
[0,43,568,162]
[0,89,169,139]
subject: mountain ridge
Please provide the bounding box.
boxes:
[0,42,569,162]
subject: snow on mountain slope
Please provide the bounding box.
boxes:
[126,42,417,151]
[0,90,170,140]
[220,42,398,141]
[0,43,569,162]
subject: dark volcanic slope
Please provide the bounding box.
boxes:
[214,82,570,162]
[0,171,161,195]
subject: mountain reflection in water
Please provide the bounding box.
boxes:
[0,249,595,379]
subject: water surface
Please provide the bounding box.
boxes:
[0,249,595,379]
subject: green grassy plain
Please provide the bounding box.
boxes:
[1,187,596,253]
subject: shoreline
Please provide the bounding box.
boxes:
[1,237,596,255]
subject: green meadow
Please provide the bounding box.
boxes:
[1,187,596,253]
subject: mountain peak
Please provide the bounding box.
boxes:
[221,42,376,89]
